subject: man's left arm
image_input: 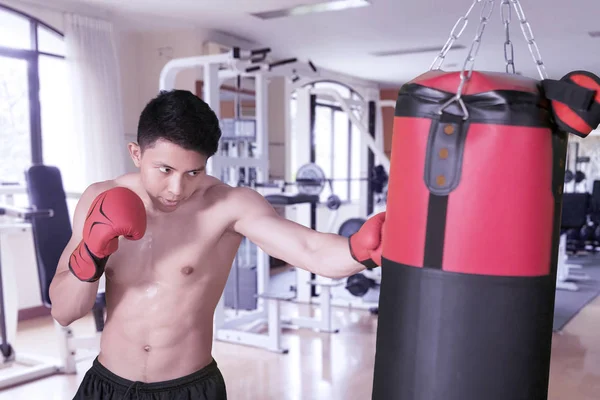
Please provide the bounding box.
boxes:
[230,188,384,279]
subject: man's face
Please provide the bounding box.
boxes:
[129,139,208,213]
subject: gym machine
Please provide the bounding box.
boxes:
[218,189,345,354]
[564,141,591,194]
[159,46,335,353]
[0,204,58,388]
[288,84,387,313]
[158,46,390,352]
[0,166,106,388]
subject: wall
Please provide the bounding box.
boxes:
[120,28,214,172]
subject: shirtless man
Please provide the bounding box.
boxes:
[49,89,386,400]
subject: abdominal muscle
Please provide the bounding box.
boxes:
[96,236,236,383]
[98,278,220,383]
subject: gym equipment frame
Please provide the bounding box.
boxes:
[158,46,391,353]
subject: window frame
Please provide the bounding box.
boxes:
[310,80,363,203]
[0,4,65,167]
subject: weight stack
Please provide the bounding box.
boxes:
[372,70,567,400]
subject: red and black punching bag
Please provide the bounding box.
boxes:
[371,68,600,400]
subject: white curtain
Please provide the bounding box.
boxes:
[63,14,125,187]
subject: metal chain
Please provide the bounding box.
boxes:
[501,0,515,73]
[429,0,480,71]
[437,0,496,119]
[510,0,548,79]
[456,0,496,95]
[432,0,548,119]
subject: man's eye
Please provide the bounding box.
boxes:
[159,167,170,173]
[189,171,198,176]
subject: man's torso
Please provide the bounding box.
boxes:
[97,174,241,382]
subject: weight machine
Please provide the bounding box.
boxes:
[159,46,319,186]
[160,47,333,353]
[158,46,390,353]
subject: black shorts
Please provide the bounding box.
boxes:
[73,356,227,400]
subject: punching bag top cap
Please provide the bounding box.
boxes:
[410,70,540,96]
[397,70,551,127]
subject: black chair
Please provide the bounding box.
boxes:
[25,165,106,331]
[561,192,590,229]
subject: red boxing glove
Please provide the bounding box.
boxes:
[349,212,385,269]
[69,187,147,282]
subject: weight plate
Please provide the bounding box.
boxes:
[338,218,366,237]
[296,163,326,195]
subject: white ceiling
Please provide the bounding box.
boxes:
[42,0,600,87]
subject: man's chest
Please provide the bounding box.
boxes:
[104,214,231,285]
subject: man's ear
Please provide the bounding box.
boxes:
[128,142,142,167]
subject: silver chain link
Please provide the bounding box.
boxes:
[437,0,496,119]
[456,0,496,95]
[501,0,515,74]
[510,0,548,79]
[429,0,480,71]
[432,0,548,119]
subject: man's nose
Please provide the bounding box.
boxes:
[167,176,183,197]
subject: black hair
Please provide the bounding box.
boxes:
[137,89,221,157]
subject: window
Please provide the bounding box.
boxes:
[0,5,67,199]
[289,80,365,203]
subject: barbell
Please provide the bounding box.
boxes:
[292,163,388,196]
[248,162,388,196]
[564,169,586,184]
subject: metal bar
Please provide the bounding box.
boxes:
[255,73,269,178]
[159,50,235,91]
[29,51,42,165]
[0,185,81,199]
[367,100,376,216]
[0,236,8,356]
[309,93,318,297]
[0,204,53,219]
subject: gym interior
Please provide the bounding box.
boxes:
[1,0,599,399]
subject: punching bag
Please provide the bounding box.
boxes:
[370,0,600,398]
[373,70,565,400]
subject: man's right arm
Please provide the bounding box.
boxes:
[49,181,112,327]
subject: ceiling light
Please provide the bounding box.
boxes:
[251,0,371,20]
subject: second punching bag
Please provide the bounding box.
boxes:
[372,69,566,400]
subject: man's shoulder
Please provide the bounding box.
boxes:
[203,183,271,220]
[202,179,256,201]
[214,184,264,204]
[81,174,139,199]
[82,180,117,198]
